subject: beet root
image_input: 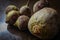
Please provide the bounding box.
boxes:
[28,7,58,39]
[14,15,29,31]
[6,10,20,25]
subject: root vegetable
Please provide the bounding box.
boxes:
[28,7,58,39]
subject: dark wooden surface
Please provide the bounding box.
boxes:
[0,0,60,40]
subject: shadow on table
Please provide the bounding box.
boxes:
[7,25,41,40]
[7,24,60,40]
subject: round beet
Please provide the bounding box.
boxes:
[6,10,20,25]
[33,0,49,13]
[28,7,58,39]
[14,15,29,31]
[5,5,19,14]
[19,0,31,17]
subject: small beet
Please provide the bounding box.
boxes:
[33,0,49,13]
[19,0,31,17]
[14,15,29,31]
[28,7,58,39]
[6,10,20,25]
[5,5,19,14]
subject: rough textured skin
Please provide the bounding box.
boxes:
[33,0,49,13]
[6,10,20,25]
[5,5,19,14]
[19,5,31,17]
[28,7,58,39]
[14,15,29,31]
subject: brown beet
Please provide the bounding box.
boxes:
[19,0,31,17]
[6,10,20,25]
[14,15,29,31]
[5,5,19,14]
[28,7,58,39]
[33,0,49,13]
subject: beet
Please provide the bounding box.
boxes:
[5,5,19,14]
[28,7,58,39]
[6,10,20,25]
[19,0,31,17]
[14,15,29,31]
[33,0,49,13]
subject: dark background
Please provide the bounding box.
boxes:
[0,0,60,40]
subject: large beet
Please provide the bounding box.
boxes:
[28,7,58,39]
